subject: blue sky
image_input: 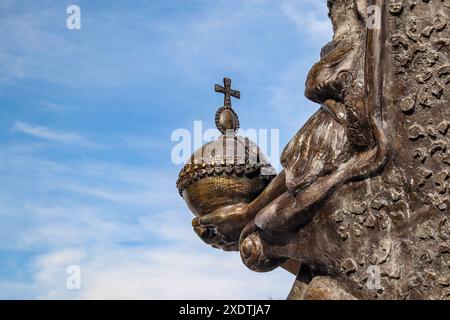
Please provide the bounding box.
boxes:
[0,0,332,299]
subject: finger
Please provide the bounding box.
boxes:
[192,218,200,228]
[193,217,218,231]
[199,213,229,225]
[194,225,227,247]
[199,203,247,226]
[222,242,239,252]
[194,226,220,245]
[193,225,211,240]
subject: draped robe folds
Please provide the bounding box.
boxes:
[281,107,348,195]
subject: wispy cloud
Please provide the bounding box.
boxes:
[30,246,293,300]
[0,0,320,299]
[0,143,294,299]
[268,60,321,131]
[13,121,89,145]
[282,0,332,44]
[40,102,66,112]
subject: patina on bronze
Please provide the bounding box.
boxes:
[176,78,276,249]
[178,0,450,299]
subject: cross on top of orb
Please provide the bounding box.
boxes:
[215,77,240,108]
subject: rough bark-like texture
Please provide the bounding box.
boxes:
[283,0,450,300]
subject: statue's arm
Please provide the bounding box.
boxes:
[246,170,287,219]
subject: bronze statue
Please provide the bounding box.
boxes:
[177,0,450,299]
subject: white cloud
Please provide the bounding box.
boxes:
[15,202,295,299]
[2,201,295,299]
[0,149,294,299]
[12,121,90,145]
[41,102,66,112]
[27,245,294,300]
[138,211,195,243]
[282,0,332,44]
[0,0,312,299]
[61,184,170,205]
[267,60,321,132]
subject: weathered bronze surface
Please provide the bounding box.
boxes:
[178,133,275,218]
[178,0,450,299]
[177,78,276,249]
